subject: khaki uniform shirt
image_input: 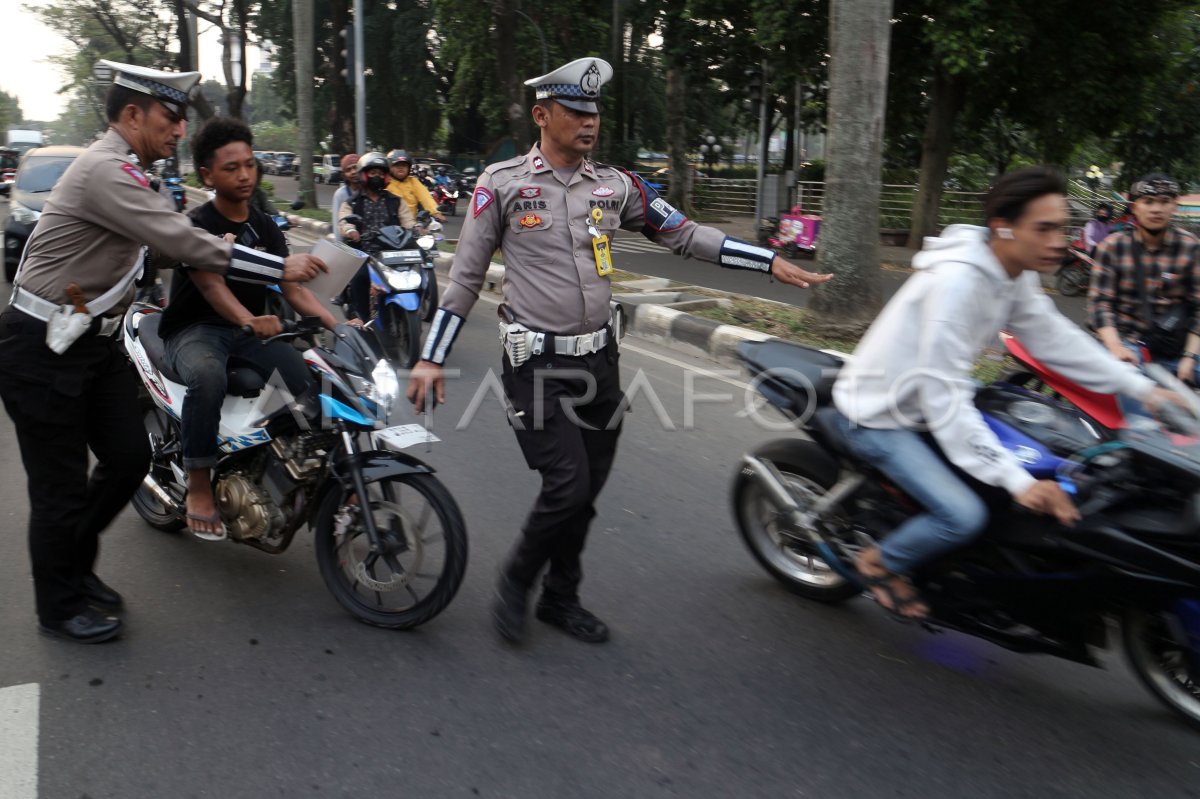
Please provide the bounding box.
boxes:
[17,129,236,310]
[442,144,729,335]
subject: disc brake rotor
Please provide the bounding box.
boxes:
[348,500,423,593]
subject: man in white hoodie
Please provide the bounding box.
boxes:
[831,167,1178,618]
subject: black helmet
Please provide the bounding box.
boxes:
[1094,202,1113,217]
[387,149,412,166]
[1130,173,1180,200]
[358,151,390,174]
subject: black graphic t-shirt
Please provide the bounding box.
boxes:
[160,201,289,340]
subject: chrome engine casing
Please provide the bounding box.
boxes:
[215,471,285,541]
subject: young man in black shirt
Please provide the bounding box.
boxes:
[160,117,337,539]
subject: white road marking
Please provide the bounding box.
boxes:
[0,682,39,799]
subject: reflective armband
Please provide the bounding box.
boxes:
[719,237,774,273]
[421,308,465,365]
[228,243,284,284]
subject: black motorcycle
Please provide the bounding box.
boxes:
[732,339,1200,729]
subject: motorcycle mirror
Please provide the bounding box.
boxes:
[291,199,306,211]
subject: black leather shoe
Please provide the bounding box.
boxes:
[38,607,123,644]
[82,573,124,611]
[535,596,610,643]
[492,573,530,644]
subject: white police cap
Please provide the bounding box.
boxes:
[524,57,613,114]
[99,60,201,117]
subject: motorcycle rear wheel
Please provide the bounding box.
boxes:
[1123,606,1200,729]
[1056,263,1089,297]
[314,472,468,629]
[131,406,186,532]
[419,275,439,323]
[732,440,860,602]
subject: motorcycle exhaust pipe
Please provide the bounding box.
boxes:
[141,474,178,509]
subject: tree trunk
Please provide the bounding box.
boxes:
[662,7,691,213]
[493,0,529,152]
[906,68,964,247]
[809,0,894,334]
[224,0,248,119]
[293,0,317,207]
[664,65,692,212]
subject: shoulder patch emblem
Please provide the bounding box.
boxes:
[518,213,542,228]
[121,163,150,188]
[592,186,615,197]
[519,187,541,199]
[473,187,494,217]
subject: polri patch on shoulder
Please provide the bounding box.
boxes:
[121,163,150,188]
[473,186,494,217]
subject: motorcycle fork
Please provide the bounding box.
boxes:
[339,427,385,550]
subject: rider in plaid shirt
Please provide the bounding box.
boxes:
[1088,173,1200,384]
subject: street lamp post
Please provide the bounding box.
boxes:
[698,135,721,172]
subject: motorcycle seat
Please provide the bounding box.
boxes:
[807,406,860,461]
[136,313,266,398]
[738,339,843,418]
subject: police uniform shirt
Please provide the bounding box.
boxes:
[420,143,776,363]
[17,129,287,311]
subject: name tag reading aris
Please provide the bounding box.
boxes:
[591,207,613,277]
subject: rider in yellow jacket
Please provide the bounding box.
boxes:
[385,149,444,222]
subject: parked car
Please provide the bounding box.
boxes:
[3,145,84,281]
[269,152,296,176]
[256,151,276,175]
[314,153,342,184]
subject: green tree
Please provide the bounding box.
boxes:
[0,90,23,133]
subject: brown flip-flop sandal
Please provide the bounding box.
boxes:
[859,574,929,621]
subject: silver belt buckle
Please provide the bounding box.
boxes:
[99,316,121,337]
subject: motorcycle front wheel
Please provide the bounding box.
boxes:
[380,302,422,369]
[131,405,186,532]
[731,440,860,603]
[1123,605,1200,730]
[313,472,468,629]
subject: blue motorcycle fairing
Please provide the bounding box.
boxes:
[982,414,1069,479]
[320,393,374,427]
[385,292,421,311]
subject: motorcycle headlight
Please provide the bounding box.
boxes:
[9,202,39,226]
[370,358,400,416]
[385,269,423,291]
[417,235,435,251]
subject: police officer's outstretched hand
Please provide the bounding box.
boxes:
[406,360,445,414]
[282,253,328,283]
[770,256,832,289]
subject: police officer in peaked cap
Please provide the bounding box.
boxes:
[407,57,830,645]
[0,60,326,643]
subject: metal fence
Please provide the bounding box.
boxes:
[793,182,985,229]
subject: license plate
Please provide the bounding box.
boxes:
[373,424,440,450]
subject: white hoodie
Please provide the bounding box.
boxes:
[832,225,1155,497]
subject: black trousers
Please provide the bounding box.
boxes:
[500,335,624,598]
[0,309,150,622]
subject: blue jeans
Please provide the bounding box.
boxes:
[831,413,988,576]
[165,323,313,469]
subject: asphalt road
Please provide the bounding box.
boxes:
[0,202,1176,799]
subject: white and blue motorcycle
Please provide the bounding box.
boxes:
[124,307,468,629]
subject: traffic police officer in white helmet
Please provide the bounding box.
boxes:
[0,60,326,643]
[407,56,830,645]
